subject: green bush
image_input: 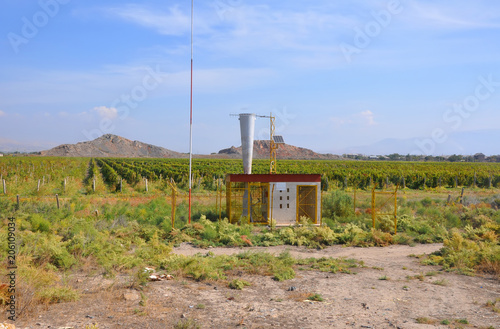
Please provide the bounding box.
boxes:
[28,214,51,233]
[322,190,354,220]
[20,231,75,269]
[228,279,251,290]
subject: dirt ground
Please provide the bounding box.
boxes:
[3,243,499,329]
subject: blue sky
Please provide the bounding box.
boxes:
[1,0,500,155]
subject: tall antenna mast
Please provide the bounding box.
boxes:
[188,0,194,224]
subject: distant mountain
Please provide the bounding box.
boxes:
[0,138,53,153]
[219,140,341,160]
[340,129,500,156]
[37,135,341,159]
[40,134,183,158]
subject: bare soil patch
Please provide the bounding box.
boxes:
[4,244,499,329]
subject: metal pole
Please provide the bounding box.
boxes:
[188,0,194,224]
[270,184,275,230]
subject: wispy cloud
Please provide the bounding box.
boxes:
[406,1,500,30]
[108,4,200,35]
[0,110,6,117]
[93,106,118,119]
[359,110,377,126]
[330,110,377,127]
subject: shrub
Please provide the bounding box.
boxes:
[228,279,251,290]
[421,197,433,207]
[307,293,324,302]
[20,231,75,269]
[174,318,201,329]
[28,214,51,233]
[322,190,353,220]
[272,251,296,281]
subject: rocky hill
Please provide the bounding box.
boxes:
[40,134,183,158]
[39,135,340,159]
[218,140,340,160]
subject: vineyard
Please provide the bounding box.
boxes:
[0,157,500,196]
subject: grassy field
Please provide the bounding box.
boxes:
[0,157,499,322]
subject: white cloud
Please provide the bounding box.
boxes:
[330,110,377,127]
[93,106,118,119]
[359,110,376,126]
[406,1,500,30]
[0,110,6,117]
[109,4,193,36]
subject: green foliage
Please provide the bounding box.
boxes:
[322,190,354,220]
[307,293,324,302]
[295,257,359,274]
[20,231,76,269]
[422,229,500,276]
[228,279,251,290]
[174,318,201,329]
[2,157,500,199]
[416,317,435,324]
[163,254,227,281]
[0,169,498,297]
[38,286,80,303]
[28,214,51,233]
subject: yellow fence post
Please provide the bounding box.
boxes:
[270,184,275,231]
[372,184,399,234]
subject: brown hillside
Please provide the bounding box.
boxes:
[40,134,183,158]
[219,140,340,160]
[39,135,339,159]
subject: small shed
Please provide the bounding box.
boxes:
[226,174,321,226]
